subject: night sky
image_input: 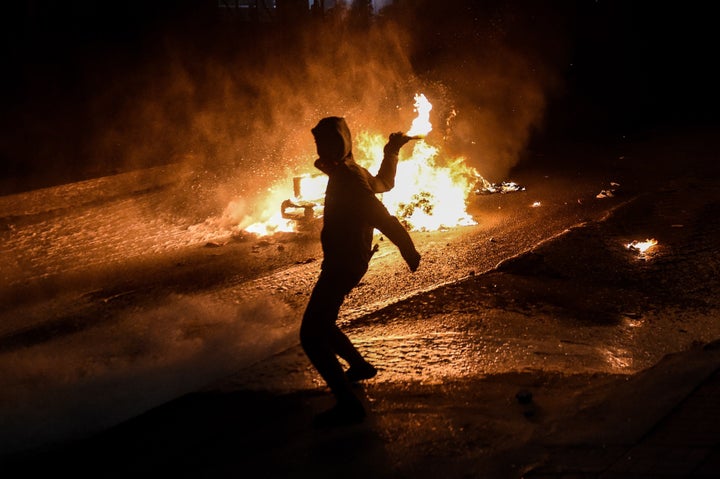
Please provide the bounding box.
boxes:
[1,1,718,194]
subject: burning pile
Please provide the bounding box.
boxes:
[242,94,490,236]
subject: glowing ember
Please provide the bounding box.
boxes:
[242,93,480,236]
[626,238,658,254]
[405,93,433,138]
[531,201,542,207]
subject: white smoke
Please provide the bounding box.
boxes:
[0,294,296,456]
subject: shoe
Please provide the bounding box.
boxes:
[312,400,366,429]
[345,362,378,383]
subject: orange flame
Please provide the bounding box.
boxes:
[356,132,477,231]
[242,94,480,235]
[626,238,658,254]
[405,93,433,138]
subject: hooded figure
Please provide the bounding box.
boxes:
[301,116,420,428]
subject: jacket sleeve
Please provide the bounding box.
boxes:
[367,148,399,193]
[362,193,420,268]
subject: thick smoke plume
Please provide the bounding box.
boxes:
[89,11,421,218]
[2,1,570,214]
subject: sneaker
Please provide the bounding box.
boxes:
[312,400,366,429]
[345,362,378,383]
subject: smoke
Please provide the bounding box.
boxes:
[83,11,420,217]
[399,0,571,181]
[81,1,569,217]
[2,1,571,205]
[0,293,296,455]
[0,1,575,455]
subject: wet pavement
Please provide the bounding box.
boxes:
[1,130,720,477]
[212,159,720,478]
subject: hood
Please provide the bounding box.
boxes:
[312,116,352,173]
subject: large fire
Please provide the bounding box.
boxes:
[242,94,480,236]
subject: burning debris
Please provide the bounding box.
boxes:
[244,174,327,236]
[241,93,482,236]
[395,191,435,229]
[626,238,658,257]
[278,174,326,231]
[474,178,526,195]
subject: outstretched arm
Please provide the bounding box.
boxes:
[363,194,421,272]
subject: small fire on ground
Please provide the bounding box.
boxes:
[242,94,516,237]
[625,238,659,256]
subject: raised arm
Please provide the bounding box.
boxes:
[368,132,411,193]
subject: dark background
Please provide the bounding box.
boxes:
[1,1,718,194]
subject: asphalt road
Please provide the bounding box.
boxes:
[1,130,719,476]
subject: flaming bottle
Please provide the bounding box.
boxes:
[406,93,433,139]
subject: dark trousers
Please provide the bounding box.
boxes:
[300,268,366,398]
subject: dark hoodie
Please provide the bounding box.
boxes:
[311,116,419,277]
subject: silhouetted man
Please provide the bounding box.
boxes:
[301,116,420,428]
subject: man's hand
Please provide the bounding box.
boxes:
[384,132,412,155]
[403,249,421,272]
